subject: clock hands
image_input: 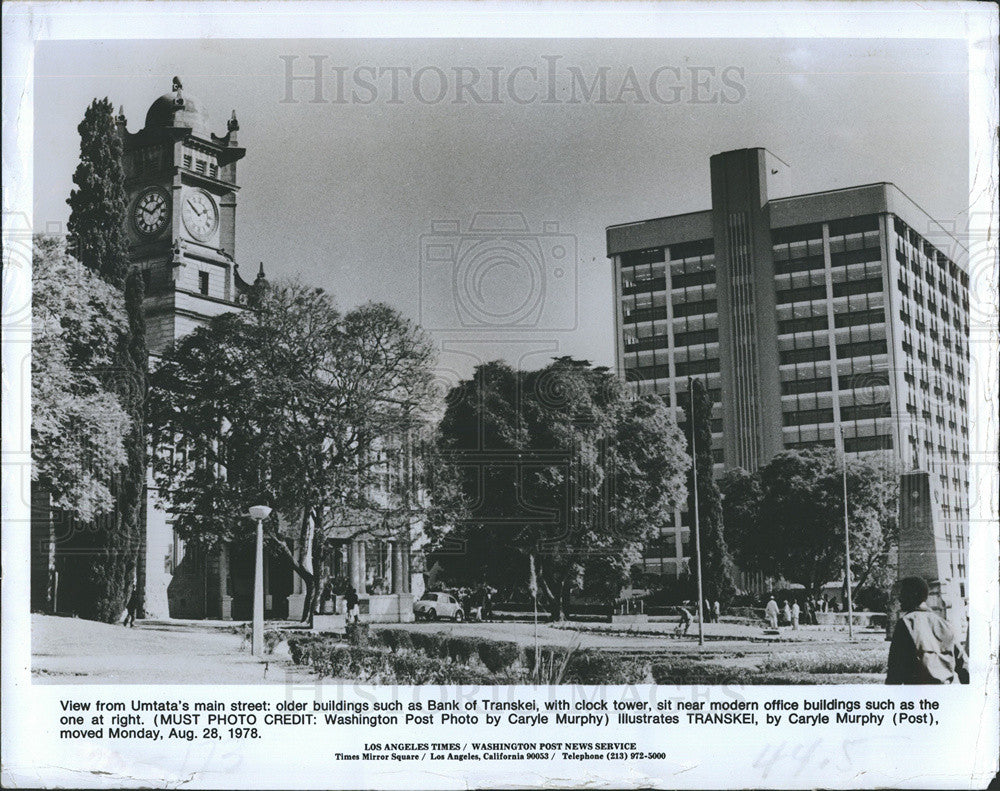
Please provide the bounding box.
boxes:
[140,207,160,228]
[134,191,169,235]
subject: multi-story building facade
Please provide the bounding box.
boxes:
[607,148,970,597]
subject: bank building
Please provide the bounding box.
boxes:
[32,79,422,623]
[608,148,970,617]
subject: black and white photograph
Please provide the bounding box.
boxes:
[3,3,998,789]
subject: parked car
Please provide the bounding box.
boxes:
[414,591,464,622]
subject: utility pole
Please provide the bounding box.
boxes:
[841,428,854,639]
[689,378,705,647]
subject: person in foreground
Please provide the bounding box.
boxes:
[886,576,968,684]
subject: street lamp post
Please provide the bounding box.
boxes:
[248,505,273,657]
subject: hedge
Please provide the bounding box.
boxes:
[524,647,652,684]
[291,630,657,684]
[370,628,525,673]
[287,634,330,665]
[296,642,504,684]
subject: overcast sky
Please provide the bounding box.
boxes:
[34,37,968,383]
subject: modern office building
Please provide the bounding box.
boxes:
[607,148,970,597]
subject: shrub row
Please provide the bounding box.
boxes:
[369,628,524,674]
[314,644,502,684]
[291,630,652,684]
[291,640,518,684]
[757,652,887,675]
[523,647,652,685]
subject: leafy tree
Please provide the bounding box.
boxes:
[839,452,900,607]
[678,378,738,605]
[148,282,437,620]
[720,447,900,598]
[60,98,147,622]
[31,236,133,612]
[428,357,689,620]
[32,235,130,520]
[719,467,762,570]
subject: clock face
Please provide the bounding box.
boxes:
[182,189,219,242]
[133,188,170,236]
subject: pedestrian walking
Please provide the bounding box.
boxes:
[886,576,968,684]
[122,586,140,628]
[791,600,801,630]
[764,596,779,629]
[345,585,360,624]
[713,600,721,624]
[482,585,494,622]
[675,606,692,636]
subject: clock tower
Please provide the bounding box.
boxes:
[118,78,263,619]
[118,76,258,354]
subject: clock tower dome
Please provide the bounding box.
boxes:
[118,76,258,354]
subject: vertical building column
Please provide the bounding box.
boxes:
[710,147,782,472]
[285,542,307,621]
[347,539,358,592]
[219,543,233,620]
[611,253,627,380]
[391,540,404,594]
[357,540,367,595]
[401,540,411,594]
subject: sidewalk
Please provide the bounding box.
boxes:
[31,615,312,685]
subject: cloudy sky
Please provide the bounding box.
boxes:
[34,37,968,382]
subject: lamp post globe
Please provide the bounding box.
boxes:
[247,505,272,656]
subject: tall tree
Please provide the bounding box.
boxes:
[428,358,690,620]
[679,378,737,605]
[720,447,900,598]
[62,99,147,622]
[32,235,131,519]
[148,282,437,620]
[31,236,133,611]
